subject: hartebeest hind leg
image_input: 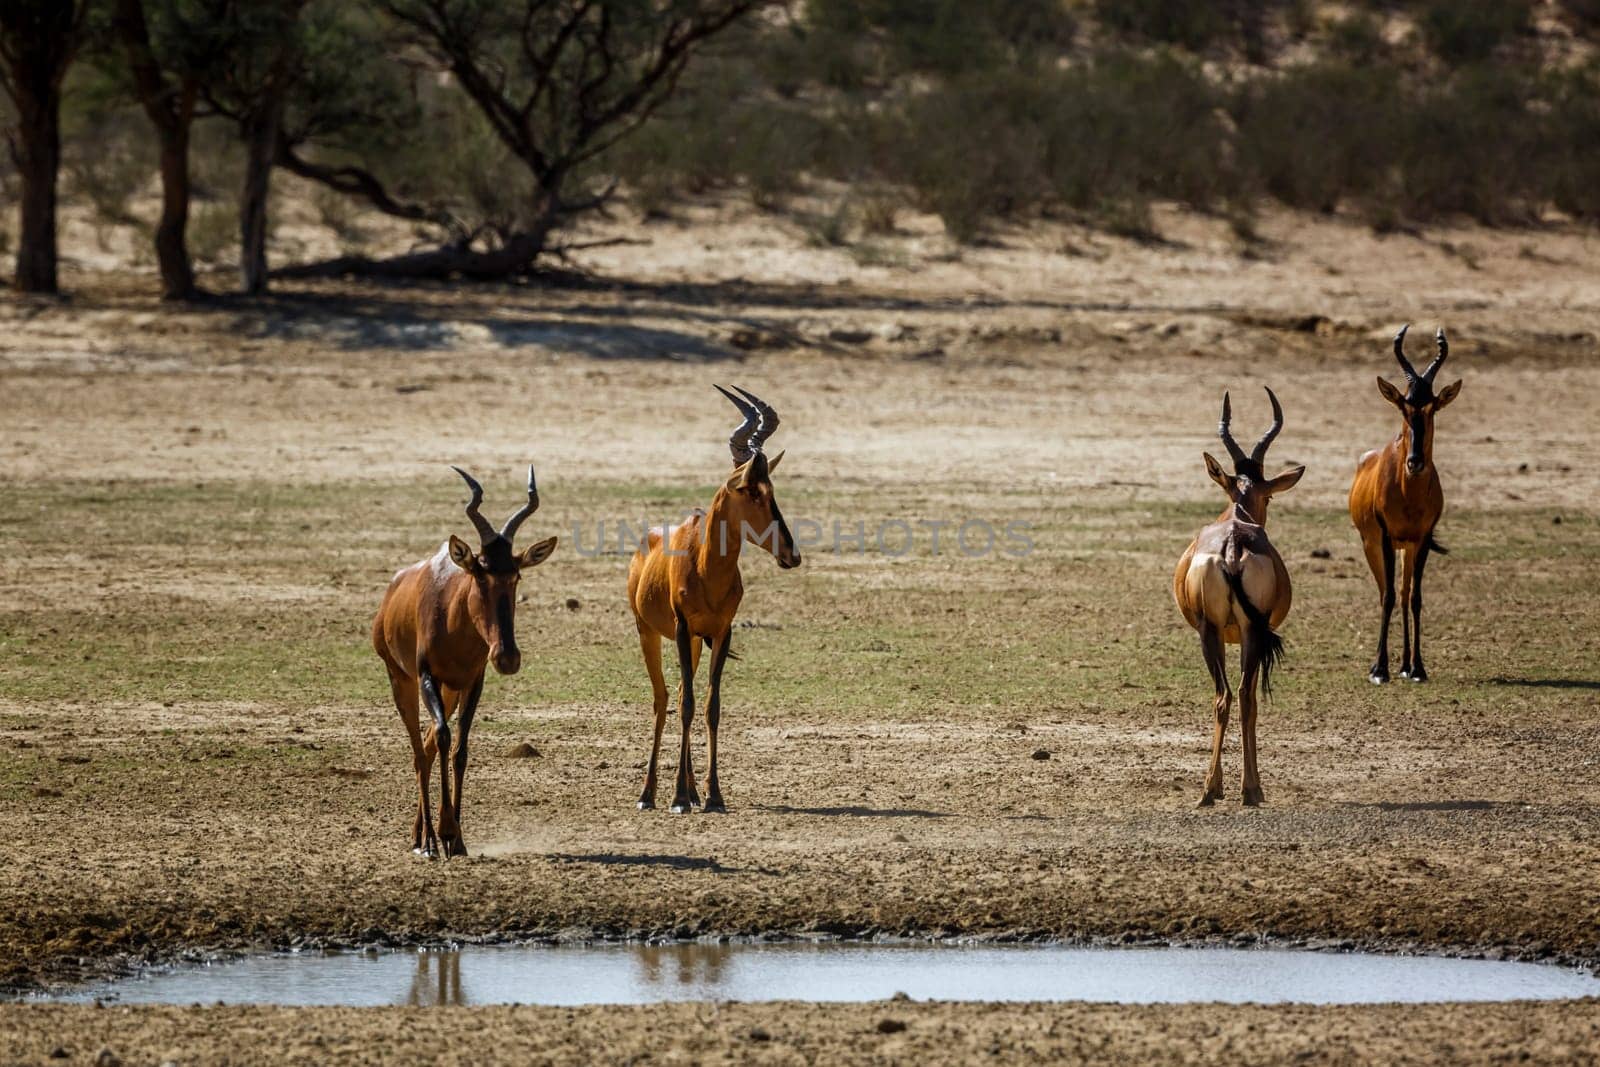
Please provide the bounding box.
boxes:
[703,630,734,813]
[1407,540,1433,682]
[388,669,440,856]
[669,615,704,814]
[1362,527,1397,684]
[419,666,465,857]
[1239,640,1265,807]
[1197,619,1232,807]
[637,626,671,810]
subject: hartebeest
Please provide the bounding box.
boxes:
[1174,389,1304,807]
[1350,325,1462,684]
[373,466,557,857]
[628,386,801,814]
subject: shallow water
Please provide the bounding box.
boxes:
[52,942,1600,1008]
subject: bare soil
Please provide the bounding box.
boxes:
[2,201,1598,1062]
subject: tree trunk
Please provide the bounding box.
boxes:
[114,0,197,301]
[149,84,197,301]
[10,70,61,293]
[239,87,287,295]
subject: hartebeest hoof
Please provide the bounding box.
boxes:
[1196,793,1216,808]
[637,797,656,811]
[1408,666,1429,683]
[703,797,727,814]
[669,801,695,815]
[444,839,467,859]
[1368,664,1390,685]
[1242,786,1265,807]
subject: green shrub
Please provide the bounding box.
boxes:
[1095,0,1228,50]
[1393,65,1539,223]
[1233,62,1400,213]
[1543,61,1600,218]
[1419,0,1530,64]
[1326,12,1385,63]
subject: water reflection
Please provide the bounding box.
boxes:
[634,942,732,991]
[405,950,463,1007]
[54,943,1600,1009]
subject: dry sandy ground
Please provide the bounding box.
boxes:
[3,202,1600,1062]
[6,1000,1600,1066]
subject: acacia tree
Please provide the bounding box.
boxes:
[200,0,305,293]
[0,1,91,294]
[112,0,202,298]
[282,0,768,280]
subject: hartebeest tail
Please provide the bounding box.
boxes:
[1173,388,1304,807]
[1220,568,1284,697]
[627,385,801,814]
[1349,325,1462,684]
[373,466,557,857]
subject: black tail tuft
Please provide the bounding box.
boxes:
[1426,534,1448,555]
[1221,568,1286,697]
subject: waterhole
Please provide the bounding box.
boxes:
[51,943,1600,1007]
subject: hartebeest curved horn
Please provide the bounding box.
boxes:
[734,386,780,454]
[1422,328,1448,383]
[716,384,779,466]
[1218,392,1248,466]
[450,465,500,544]
[1392,324,1420,386]
[499,464,540,543]
[1250,386,1284,463]
[716,384,759,465]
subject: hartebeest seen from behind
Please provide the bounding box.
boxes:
[628,386,801,814]
[1350,325,1462,684]
[1174,389,1304,807]
[373,466,558,857]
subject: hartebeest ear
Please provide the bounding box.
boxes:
[765,449,785,474]
[728,450,771,491]
[725,458,753,491]
[1434,379,1463,410]
[518,535,558,570]
[448,534,480,573]
[1266,465,1306,495]
[1376,376,1406,408]
[1202,452,1233,494]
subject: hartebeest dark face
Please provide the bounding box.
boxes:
[1381,324,1462,476]
[1375,377,1462,476]
[1203,387,1304,524]
[448,534,557,675]
[447,465,557,675]
[722,449,801,569]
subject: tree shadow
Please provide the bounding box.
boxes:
[547,852,778,875]
[753,804,950,819]
[1488,676,1600,691]
[205,276,1235,359]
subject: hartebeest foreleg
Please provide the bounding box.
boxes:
[451,673,484,826]
[1406,540,1433,682]
[1197,619,1231,806]
[1364,527,1397,683]
[669,614,703,813]
[637,627,670,810]
[419,666,464,856]
[703,630,734,813]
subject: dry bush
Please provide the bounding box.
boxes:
[188,201,237,265]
